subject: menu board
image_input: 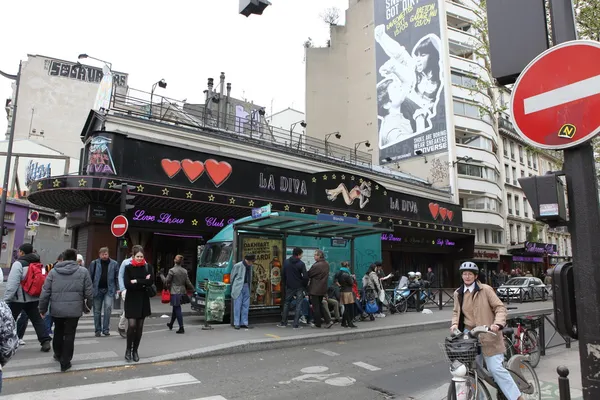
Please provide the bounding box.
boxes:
[241,237,284,306]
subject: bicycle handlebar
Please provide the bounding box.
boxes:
[451,325,498,339]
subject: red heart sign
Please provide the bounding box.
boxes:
[439,208,448,221]
[205,159,233,187]
[181,159,205,183]
[428,203,439,219]
[447,210,454,221]
[161,159,181,178]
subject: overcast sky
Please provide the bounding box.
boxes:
[0,0,348,135]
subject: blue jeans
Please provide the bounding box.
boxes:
[0,370,3,394]
[484,353,521,400]
[93,290,113,334]
[233,283,250,327]
[44,312,53,335]
[281,288,304,327]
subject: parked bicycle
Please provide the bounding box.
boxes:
[504,316,541,368]
[442,325,541,400]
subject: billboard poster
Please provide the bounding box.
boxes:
[374,0,452,171]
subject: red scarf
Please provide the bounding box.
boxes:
[131,258,146,267]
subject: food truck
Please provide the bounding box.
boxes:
[191,206,393,318]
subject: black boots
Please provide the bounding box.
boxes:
[167,322,173,330]
[132,349,140,362]
[176,327,185,334]
[125,348,132,362]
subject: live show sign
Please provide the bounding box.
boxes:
[82,131,464,226]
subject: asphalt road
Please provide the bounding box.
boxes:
[2,327,451,400]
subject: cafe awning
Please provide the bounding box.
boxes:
[233,211,393,239]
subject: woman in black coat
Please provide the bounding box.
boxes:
[123,249,154,362]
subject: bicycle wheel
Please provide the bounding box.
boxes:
[513,360,541,400]
[503,337,515,365]
[523,330,541,368]
[446,375,493,400]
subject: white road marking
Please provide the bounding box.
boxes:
[190,397,228,400]
[300,366,330,373]
[9,351,118,368]
[324,376,356,387]
[74,339,100,346]
[314,348,340,356]
[523,74,600,114]
[353,361,381,371]
[0,373,199,400]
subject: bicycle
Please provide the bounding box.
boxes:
[504,316,541,368]
[442,325,541,400]
[384,289,408,314]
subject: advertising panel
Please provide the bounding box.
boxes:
[240,237,284,306]
[374,0,453,187]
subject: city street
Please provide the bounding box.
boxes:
[1,324,583,400]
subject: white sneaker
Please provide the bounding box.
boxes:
[19,339,26,345]
[299,316,307,324]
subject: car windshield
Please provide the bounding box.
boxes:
[505,278,528,286]
[199,242,232,268]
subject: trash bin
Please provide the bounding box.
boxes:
[205,281,226,323]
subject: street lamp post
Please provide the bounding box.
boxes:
[353,140,371,163]
[289,120,306,147]
[150,79,167,119]
[0,62,22,240]
[77,54,112,70]
[324,131,341,157]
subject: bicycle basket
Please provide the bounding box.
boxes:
[440,337,480,366]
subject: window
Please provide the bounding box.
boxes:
[507,193,513,214]
[517,225,522,242]
[526,226,531,239]
[527,150,532,167]
[457,163,500,183]
[521,170,525,177]
[503,138,508,157]
[512,167,517,184]
[515,196,520,216]
[518,145,524,163]
[510,142,515,160]
[509,224,514,243]
[523,197,529,217]
[200,242,233,268]
[492,231,503,244]
[464,197,501,212]
[504,164,510,183]
[533,155,538,170]
[451,72,478,88]
[453,99,480,119]
[456,134,494,152]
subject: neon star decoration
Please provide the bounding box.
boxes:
[316,209,321,214]
[343,213,348,217]
[208,194,215,201]
[229,197,236,204]
[322,175,327,180]
[332,174,336,179]
[52,179,60,188]
[329,211,334,215]
[136,185,144,192]
[355,214,360,219]
[341,175,346,180]
[375,185,379,190]
[37,182,43,189]
[162,188,169,196]
[191,219,198,226]
[367,216,372,221]
[108,181,116,188]
[300,207,306,213]
[248,200,255,206]
[378,217,382,222]
[186,191,193,199]
[383,191,387,195]
[284,205,290,211]
[312,177,317,183]
[78,179,87,187]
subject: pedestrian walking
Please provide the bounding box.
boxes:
[278,247,308,329]
[160,255,194,334]
[77,254,85,268]
[307,249,334,329]
[42,253,63,336]
[88,247,119,337]
[337,265,357,328]
[230,254,255,330]
[123,249,154,362]
[118,245,144,338]
[38,248,93,372]
[0,298,20,394]
[3,243,52,352]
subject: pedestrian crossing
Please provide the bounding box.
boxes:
[0,373,228,400]
[21,316,97,342]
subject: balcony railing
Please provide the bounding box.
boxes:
[108,87,377,171]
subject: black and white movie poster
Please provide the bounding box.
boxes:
[375,0,450,164]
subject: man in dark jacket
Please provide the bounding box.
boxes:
[427,267,437,288]
[278,247,308,329]
[307,250,333,329]
[39,248,93,372]
[88,247,119,337]
[3,243,52,352]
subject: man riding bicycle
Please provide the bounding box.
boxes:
[450,262,524,400]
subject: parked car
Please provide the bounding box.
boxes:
[496,277,547,302]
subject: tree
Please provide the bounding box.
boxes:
[574,0,600,41]
[320,6,341,26]
[527,222,541,242]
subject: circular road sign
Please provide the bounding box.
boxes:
[29,211,39,222]
[510,40,600,150]
[111,215,129,238]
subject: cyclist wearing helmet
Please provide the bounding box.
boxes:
[450,262,523,400]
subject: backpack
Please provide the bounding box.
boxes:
[20,262,47,297]
[0,301,19,366]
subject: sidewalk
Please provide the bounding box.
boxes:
[4,300,554,379]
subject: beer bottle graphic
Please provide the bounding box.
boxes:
[270,245,282,305]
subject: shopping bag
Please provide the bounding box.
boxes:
[161,289,171,304]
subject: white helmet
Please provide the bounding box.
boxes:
[408,271,416,278]
[459,261,479,274]
[415,272,422,278]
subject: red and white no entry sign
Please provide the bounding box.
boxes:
[510,40,600,150]
[111,215,129,238]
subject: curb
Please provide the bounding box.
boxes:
[4,307,553,379]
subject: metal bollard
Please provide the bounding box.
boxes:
[557,366,571,400]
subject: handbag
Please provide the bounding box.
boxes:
[181,293,191,304]
[366,299,378,314]
[144,264,157,298]
[161,289,171,304]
